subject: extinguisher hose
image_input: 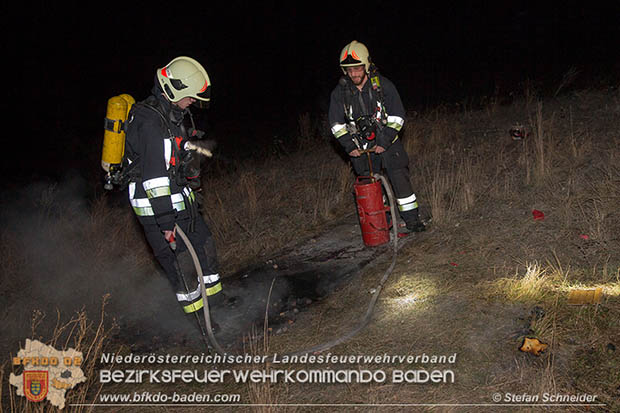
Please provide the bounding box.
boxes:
[282,172,398,357]
[176,172,399,357]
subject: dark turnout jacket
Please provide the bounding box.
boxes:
[328,74,406,153]
[124,86,194,231]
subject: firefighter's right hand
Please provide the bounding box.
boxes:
[164,228,177,243]
[164,229,177,250]
[349,149,361,157]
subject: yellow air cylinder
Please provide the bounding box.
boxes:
[101,94,134,172]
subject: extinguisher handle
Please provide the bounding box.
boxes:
[356,176,375,184]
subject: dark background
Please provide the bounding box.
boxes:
[6,2,619,182]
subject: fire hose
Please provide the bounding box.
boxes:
[174,171,399,357]
[174,224,227,355]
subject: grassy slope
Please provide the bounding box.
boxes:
[3,87,619,412]
[259,88,620,411]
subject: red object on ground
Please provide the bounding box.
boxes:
[532,209,545,220]
[580,234,590,240]
[354,176,390,247]
[450,262,458,266]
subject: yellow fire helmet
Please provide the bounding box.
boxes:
[157,56,211,103]
[339,40,371,74]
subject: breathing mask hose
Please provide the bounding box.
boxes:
[175,173,399,357]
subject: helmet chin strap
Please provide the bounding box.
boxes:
[160,93,196,130]
[159,94,185,126]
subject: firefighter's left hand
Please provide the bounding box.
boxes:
[374,146,386,154]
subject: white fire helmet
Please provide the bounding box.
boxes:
[339,40,371,74]
[157,56,211,103]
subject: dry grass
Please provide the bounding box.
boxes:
[204,85,618,409]
[244,328,280,413]
[245,279,276,411]
[5,297,116,412]
[2,83,619,410]
[256,86,620,409]
[200,149,354,272]
[492,261,558,302]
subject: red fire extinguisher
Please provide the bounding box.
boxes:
[354,176,391,246]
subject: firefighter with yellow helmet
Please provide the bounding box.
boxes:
[124,56,233,331]
[329,41,425,233]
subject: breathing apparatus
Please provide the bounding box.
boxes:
[354,115,377,141]
[101,94,135,190]
[101,56,213,191]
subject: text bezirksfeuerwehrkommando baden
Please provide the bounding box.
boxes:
[100,368,455,384]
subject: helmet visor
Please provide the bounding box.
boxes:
[341,56,363,66]
[196,85,211,101]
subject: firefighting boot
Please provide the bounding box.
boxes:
[400,209,426,233]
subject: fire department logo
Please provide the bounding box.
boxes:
[24,370,49,402]
[10,339,86,409]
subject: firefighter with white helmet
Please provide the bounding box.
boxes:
[339,40,372,73]
[124,56,233,332]
[329,41,425,233]
[157,56,212,104]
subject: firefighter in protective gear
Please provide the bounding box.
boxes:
[329,41,425,233]
[124,56,230,320]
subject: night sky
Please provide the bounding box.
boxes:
[7,2,619,181]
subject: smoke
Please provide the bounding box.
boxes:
[0,172,340,357]
[0,172,202,356]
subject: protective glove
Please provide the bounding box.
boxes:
[188,127,206,140]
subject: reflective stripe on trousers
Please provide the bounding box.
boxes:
[177,274,222,314]
[397,193,418,212]
[179,282,223,314]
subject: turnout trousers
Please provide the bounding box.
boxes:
[350,139,420,225]
[141,214,220,295]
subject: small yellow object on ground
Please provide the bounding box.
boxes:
[520,337,548,356]
[567,287,603,305]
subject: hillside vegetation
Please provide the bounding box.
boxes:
[3,82,619,412]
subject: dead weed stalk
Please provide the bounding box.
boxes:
[244,278,279,412]
[533,101,549,185]
[6,295,116,412]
